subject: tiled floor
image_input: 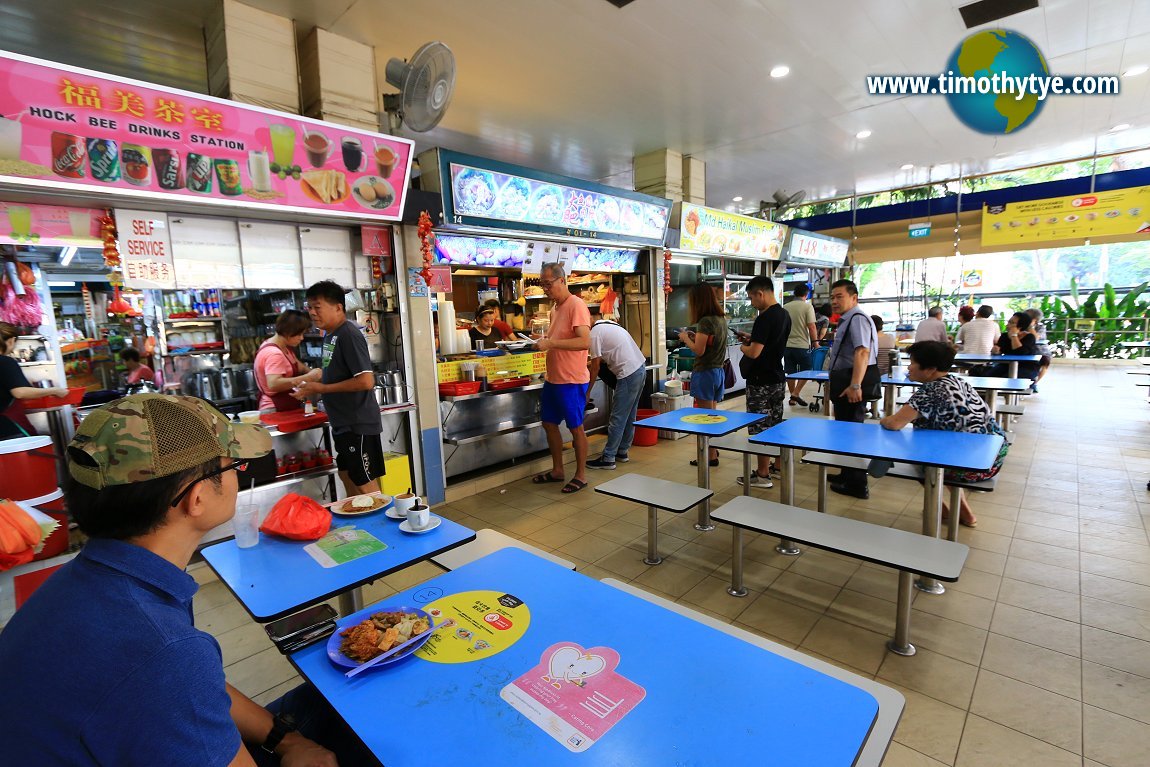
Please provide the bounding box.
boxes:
[199,362,1150,765]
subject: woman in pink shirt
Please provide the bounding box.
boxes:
[254,310,321,411]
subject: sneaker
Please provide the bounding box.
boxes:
[765,463,781,479]
[737,471,773,488]
[616,453,630,463]
[587,457,616,470]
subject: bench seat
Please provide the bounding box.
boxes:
[595,473,713,565]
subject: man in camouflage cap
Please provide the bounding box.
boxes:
[0,395,364,766]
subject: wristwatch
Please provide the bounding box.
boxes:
[261,713,296,754]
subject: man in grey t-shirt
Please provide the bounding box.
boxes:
[827,279,878,499]
[915,306,949,344]
[782,284,819,407]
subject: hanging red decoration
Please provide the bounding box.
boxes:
[107,285,133,316]
[99,210,120,268]
[417,211,435,284]
[662,249,673,296]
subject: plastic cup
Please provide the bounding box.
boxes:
[234,507,259,548]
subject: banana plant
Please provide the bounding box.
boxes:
[1038,279,1149,358]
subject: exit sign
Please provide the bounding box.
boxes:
[908,222,931,238]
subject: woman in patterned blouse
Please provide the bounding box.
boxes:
[879,341,1009,528]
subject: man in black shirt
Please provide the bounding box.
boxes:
[735,276,791,489]
[296,281,384,496]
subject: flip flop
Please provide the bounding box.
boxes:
[532,471,565,484]
[561,478,588,494]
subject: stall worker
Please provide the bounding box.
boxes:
[119,347,155,386]
[678,283,728,467]
[827,279,879,499]
[531,262,591,494]
[482,299,516,340]
[468,308,501,349]
[0,394,370,765]
[297,281,384,496]
[782,283,818,408]
[254,309,322,411]
[735,276,790,489]
[0,321,70,439]
[585,307,647,471]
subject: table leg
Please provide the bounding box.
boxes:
[817,465,827,513]
[727,526,748,597]
[822,385,831,416]
[1008,361,1019,379]
[776,447,801,555]
[887,570,917,656]
[695,435,714,531]
[915,466,946,594]
[338,588,364,616]
[947,485,961,542]
[883,385,895,417]
[644,505,663,565]
[742,451,751,497]
[980,388,997,417]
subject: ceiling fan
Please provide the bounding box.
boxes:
[758,189,807,220]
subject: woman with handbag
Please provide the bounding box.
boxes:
[678,284,728,466]
[254,310,322,411]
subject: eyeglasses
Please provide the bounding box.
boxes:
[170,460,250,508]
[537,279,562,289]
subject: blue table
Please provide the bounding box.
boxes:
[291,548,885,766]
[750,419,1003,593]
[954,352,1042,379]
[635,408,767,530]
[202,510,475,621]
[788,370,830,414]
[881,374,1031,416]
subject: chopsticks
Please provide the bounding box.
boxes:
[344,622,439,679]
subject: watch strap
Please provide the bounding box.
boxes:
[260,713,296,754]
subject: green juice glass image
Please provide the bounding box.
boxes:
[269,124,296,168]
[7,205,32,238]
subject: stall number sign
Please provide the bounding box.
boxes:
[115,208,175,289]
[908,222,931,239]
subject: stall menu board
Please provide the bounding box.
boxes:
[115,208,176,289]
[1,201,100,247]
[0,51,414,221]
[438,149,672,247]
[238,221,303,290]
[679,203,788,260]
[981,187,1150,246]
[434,234,640,272]
[784,230,850,268]
[169,215,244,289]
[300,226,354,288]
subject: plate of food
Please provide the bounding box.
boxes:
[454,168,498,215]
[327,605,435,669]
[530,184,564,223]
[351,176,395,210]
[329,493,393,516]
[495,340,535,351]
[497,177,531,220]
[300,169,350,205]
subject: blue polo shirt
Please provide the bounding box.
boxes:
[0,539,241,766]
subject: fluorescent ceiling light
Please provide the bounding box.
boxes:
[770,65,790,78]
[900,163,914,170]
[1110,123,1131,132]
[855,130,872,139]
[732,196,743,202]
[58,247,77,267]
[48,281,76,287]
[1123,65,1148,77]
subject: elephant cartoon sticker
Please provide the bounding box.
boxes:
[542,645,606,689]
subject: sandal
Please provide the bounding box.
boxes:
[690,458,720,467]
[532,471,565,484]
[561,478,588,494]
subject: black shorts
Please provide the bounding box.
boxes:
[333,432,385,487]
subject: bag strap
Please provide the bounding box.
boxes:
[829,312,862,369]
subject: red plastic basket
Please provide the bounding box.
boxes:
[487,377,529,391]
[439,381,482,396]
[22,387,86,410]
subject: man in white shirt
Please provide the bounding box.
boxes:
[958,305,1000,356]
[586,310,648,470]
[915,306,949,344]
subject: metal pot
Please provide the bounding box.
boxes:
[373,386,387,406]
[193,370,219,400]
[234,367,257,396]
[217,368,236,399]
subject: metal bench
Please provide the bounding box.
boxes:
[431,528,576,571]
[995,402,1026,432]
[594,473,713,565]
[712,496,968,656]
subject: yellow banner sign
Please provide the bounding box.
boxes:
[437,352,546,383]
[981,186,1150,246]
[679,203,787,259]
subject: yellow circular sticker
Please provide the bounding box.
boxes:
[412,589,531,664]
[681,414,728,424]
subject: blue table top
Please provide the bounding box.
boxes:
[635,407,766,436]
[202,511,475,621]
[883,374,1030,391]
[787,370,828,381]
[954,352,1042,363]
[291,548,879,766]
[750,418,1005,471]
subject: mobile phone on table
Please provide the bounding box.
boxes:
[276,621,337,654]
[265,603,338,644]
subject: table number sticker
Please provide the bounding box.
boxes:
[500,642,646,752]
[414,589,531,664]
[681,413,727,424]
[303,526,387,568]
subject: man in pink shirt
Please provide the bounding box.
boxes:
[531,263,591,494]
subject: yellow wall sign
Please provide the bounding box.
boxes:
[437,352,546,383]
[679,203,788,259]
[982,187,1150,246]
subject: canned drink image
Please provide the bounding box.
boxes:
[121,144,152,187]
[152,148,183,190]
[213,158,243,196]
[51,132,86,178]
[86,138,120,182]
[186,152,213,193]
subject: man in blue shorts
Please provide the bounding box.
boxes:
[783,283,819,407]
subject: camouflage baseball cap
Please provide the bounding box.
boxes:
[67,394,272,490]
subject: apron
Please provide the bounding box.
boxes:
[257,343,303,411]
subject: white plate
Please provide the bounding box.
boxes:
[330,494,393,517]
[351,176,396,211]
[399,516,441,534]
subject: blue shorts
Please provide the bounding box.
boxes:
[784,347,812,374]
[690,367,725,403]
[541,382,589,428]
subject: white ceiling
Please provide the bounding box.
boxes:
[19,0,1150,211]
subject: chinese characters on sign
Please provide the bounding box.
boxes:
[114,209,176,289]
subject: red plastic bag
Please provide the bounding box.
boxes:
[259,493,331,541]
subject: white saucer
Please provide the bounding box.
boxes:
[385,507,407,520]
[399,517,441,534]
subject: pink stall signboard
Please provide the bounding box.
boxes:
[0,51,414,221]
[0,201,99,247]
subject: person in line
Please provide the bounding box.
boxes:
[482,299,516,340]
[586,308,647,470]
[1024,307,1052,392]
[531,263,592,493]
[0,321,70,439]
[814,303,833,345]
[880,342,1010,527]
[952,305,976,350]
[988,311,1042,380]
[296,281,384,496]
[735,276,790,488]
[0,393,369,765]
[782,283,818,408]
[468,307,501,349]
[254,310,321,412]
[827,279,879,499]
[678,283,728,466]
[120,347,155,386]
[915,306,949,344]
[960,305,1000,356]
